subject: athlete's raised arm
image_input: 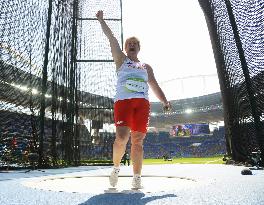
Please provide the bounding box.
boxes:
[96,10,126,68]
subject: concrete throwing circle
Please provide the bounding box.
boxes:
[22,175,198,194]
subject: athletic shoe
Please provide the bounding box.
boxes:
[109,167,120,187]
[132,175,143,189]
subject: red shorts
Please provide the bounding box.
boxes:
[114,98,150,133]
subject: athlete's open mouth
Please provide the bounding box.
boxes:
[129,48,135,51]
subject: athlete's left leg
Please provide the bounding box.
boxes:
[130,131,145,189]
[130,131,146,175]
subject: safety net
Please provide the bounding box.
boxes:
[199,0,264,164]
[0,0,122,166]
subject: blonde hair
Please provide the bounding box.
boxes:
[124,36,140,50]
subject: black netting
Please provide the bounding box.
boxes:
[1,0,263,168]
[0,0,121,167]
[199,0,264,164]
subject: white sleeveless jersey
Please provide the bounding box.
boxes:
[114,57,149,102]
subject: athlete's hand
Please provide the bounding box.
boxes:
[163,101,172,113]
[96,10,104,22]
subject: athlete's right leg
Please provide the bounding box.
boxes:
[109,126,130,187]
[113,100,132,166]
[113,126,130,167]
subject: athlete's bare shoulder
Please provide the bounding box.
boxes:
[143,63,153,71]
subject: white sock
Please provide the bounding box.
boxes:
[113,166,120,173]
[133,174,141,178]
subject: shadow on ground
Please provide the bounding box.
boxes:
[79,189,177,205]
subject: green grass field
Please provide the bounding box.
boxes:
[143,156,224,165]
[79,155,225,166]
